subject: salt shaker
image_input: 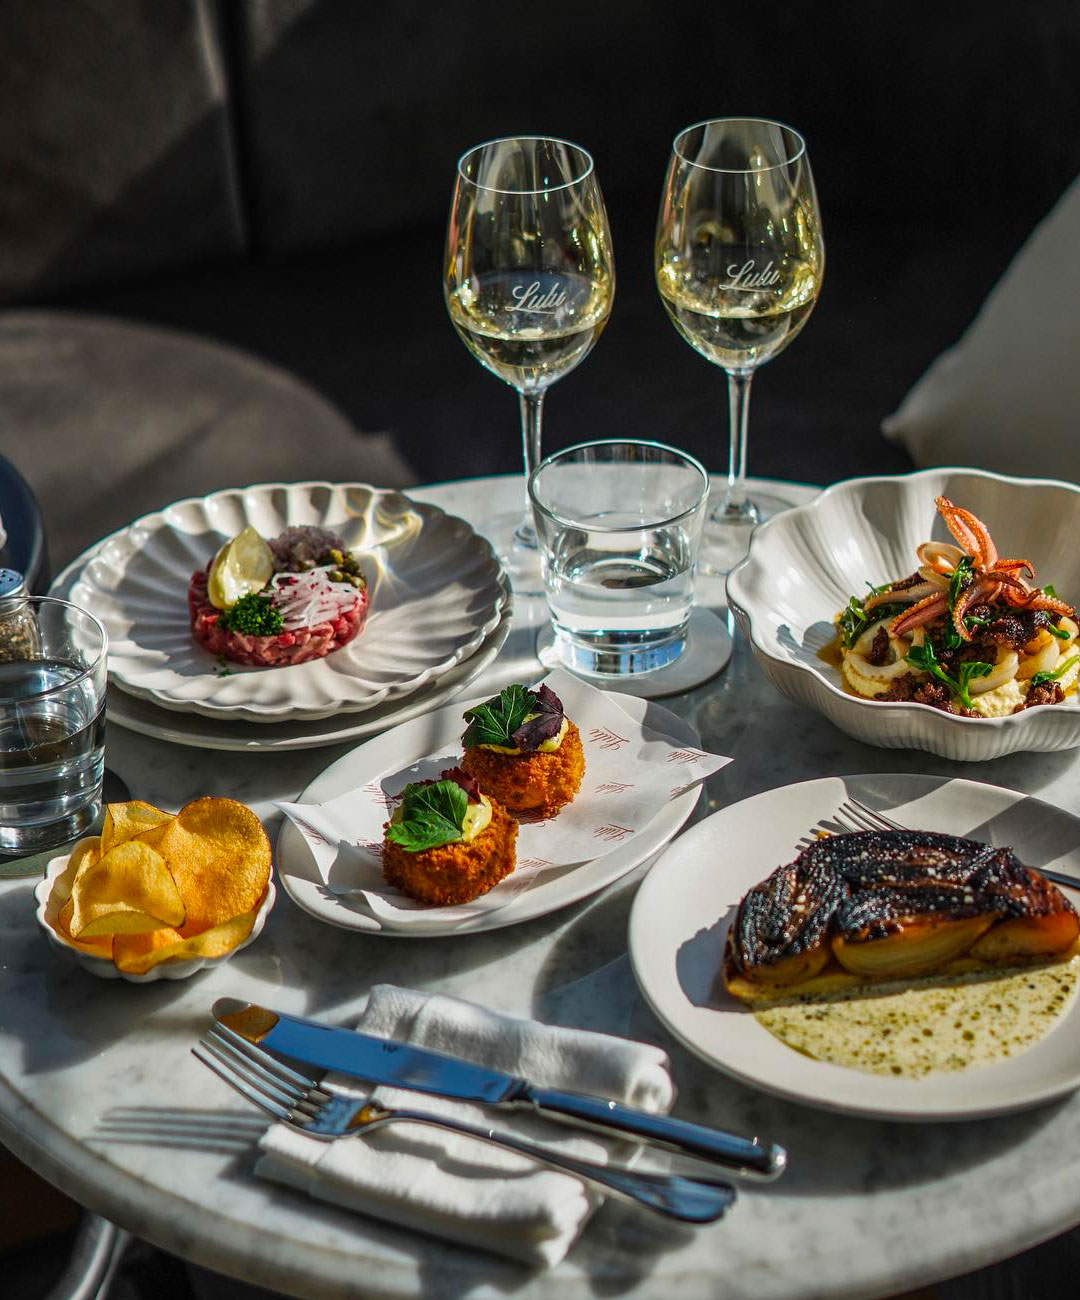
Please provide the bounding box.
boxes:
[0,569,42,662]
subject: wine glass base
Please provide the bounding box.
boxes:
[698,486,797,576]
[478,508,545,596]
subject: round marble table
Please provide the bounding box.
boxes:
[4,473,1080,1300]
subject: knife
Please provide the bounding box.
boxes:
[212,997,786,1181]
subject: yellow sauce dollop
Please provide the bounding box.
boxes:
[753,957,1079,1078]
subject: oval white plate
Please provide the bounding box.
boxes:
[726,468,1080,761]
[63,482,507,722]
[277,693,701,936]
[629,773,1080,1121]
[35,853,276,983]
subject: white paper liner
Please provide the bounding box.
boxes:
[277,669,730,931]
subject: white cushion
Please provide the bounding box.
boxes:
[883,172,1080,480]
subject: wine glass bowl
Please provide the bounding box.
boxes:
[445,136,615,583]
[655,118,824,558]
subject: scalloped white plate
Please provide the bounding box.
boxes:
[630,773,1080,1121]
[34,851,276,982]
[726,468,1080,761]
[61,482,508,723]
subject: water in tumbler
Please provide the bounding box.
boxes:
[545,514,695,670]
[0,658,106,849]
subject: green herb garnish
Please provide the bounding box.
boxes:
[384,779,469,853]
[1030,654,1080,689]
[1045,584,1058,599]
[947,555,974,612]
[463,684,536,748]
[215,653,232,677]
[837,596,907,651]
[219,594,284,637]
[1048,622,1071,640]
[905,640,993,710]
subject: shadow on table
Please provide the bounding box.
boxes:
[0,881,198,1075]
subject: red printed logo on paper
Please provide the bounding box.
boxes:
[588,727,629,750]
[593,823,634,842]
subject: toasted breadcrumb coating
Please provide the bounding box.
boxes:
[460,721,585,817]
[381,798,517,905]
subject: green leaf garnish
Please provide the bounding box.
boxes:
[1048,622,1071,640]
[1045,584,1058,599]
[463,684,537,748]
[905,640,992,710]
[384,779,468,853]
[219,593,284,636]
[1030,654,1080,689]
[837,595,907,651]
[947,555,974,612]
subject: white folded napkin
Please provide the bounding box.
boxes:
[255,984,675,1267]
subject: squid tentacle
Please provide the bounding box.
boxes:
[935,495,998,569]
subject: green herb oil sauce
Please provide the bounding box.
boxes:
[753,957,1079,1078]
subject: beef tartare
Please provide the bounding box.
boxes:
[189,524,368,668]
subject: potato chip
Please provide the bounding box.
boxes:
[153,797,271,934]
[53,835,102,904]
[69,840,185,939]
[112,904,260,975]
[54,896,114,960]
[101,801,173,855]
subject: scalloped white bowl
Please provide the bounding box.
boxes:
[726,468,1080,761]
[35,851,276,982]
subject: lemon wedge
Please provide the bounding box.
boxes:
[207,526,274,610]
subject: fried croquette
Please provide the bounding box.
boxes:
[382,797,517,905]
[461,721,585,817]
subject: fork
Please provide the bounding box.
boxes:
[800,796,1080,891]
[192,1026,737,1224]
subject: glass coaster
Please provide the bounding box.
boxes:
[536,606,733,699]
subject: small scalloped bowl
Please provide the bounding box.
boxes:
[34,850,276,982]
[726,468,1080,762]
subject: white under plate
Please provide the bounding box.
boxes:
[276,693,701,936]
[60,482,508,722]
[101,600,512,751]
[629,773,1080,1122]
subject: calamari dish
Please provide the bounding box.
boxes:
[723,829,1080,1077]
[382,768,517,905]
[189,524,368,667]
[835,496,1078,717]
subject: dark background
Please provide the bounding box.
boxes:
[4,1,1079,492]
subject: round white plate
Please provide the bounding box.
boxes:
[101,598,512,751]
[629,773,1080,1122]
[35,853,276,982]
[60,482,508,722]
[277,692,701,936]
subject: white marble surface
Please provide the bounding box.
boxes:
[6,474,1080,1299]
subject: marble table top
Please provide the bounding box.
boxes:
[4,473,1080,1300]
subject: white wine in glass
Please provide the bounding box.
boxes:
[656,118,824,562]
[445,136,615,587]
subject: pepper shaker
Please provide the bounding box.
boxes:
[0,570,42,662]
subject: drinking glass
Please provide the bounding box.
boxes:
[0,597,108,853]
[445,136,615,588]
[655,118,824,563]
[529,440,709,675]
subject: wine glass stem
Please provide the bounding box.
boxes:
[515,389,545,548]
[718,369,757,524]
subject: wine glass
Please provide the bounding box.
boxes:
[655,118,824,566]
[444,136,615,589]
